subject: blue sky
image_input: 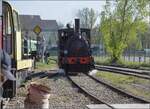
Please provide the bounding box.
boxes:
[7,1,106,24]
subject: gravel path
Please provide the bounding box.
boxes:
[70,74,143,104]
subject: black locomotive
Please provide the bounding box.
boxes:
[58,19,94,73]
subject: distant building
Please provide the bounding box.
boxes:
[19,15,58,54]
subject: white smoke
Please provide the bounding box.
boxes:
[89,69,98,75]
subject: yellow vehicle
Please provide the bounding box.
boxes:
[1,1,33,98]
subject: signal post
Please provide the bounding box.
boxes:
[33,25,42,68]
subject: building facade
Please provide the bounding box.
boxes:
[19,15,58,55]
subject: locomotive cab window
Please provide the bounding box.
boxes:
[2,3,13,55]
[13,10,20,32]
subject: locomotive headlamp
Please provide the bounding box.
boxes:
[64,50,68,54]
[61,32,64,37]
[79,35,82,39]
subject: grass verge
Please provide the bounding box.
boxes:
[96,71,150,100]
[35,57,58,71]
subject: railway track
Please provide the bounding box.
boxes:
[25,70,59,81]
[67,75,116,109]
[87,74,150,103]
[67,73,149,109]
[95,65,150,79]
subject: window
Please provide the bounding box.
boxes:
[13,10,20,32]
[2,3,13,54]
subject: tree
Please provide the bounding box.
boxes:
[140,26,150,49]
[91,24,102,44]
[76,8,100,45]
[100,0,149,63]
[76,8,98,30]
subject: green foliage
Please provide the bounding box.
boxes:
[94,56,111,65]
[100,0,149,63]
[140,26,150,49]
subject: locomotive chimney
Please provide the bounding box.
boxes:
[75,19,80,34]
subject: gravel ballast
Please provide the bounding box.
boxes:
[70,74,143,104]
[5,73,95,109]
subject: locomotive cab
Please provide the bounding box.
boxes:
[58,19,94,73]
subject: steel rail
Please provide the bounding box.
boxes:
[67,75,116,109]
[95,65,150,75]
[87,74,150,103]
[95,65,150,80]
[25,70,59,81]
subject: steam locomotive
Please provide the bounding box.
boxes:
[58,19,94,73]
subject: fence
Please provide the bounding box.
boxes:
[92,46,150,65]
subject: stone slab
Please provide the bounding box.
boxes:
[87,104,150,109]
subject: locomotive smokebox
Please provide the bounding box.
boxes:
[75,19,80,34]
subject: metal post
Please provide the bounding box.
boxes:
[133,49,135,62]
[29,31,31,54]
[144,40,146,63]
[36,35,40,59]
